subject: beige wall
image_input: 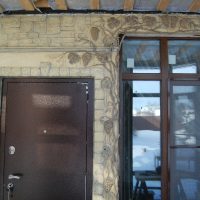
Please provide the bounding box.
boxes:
[0,13,200,200]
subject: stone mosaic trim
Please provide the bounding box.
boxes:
[0,14,200,48]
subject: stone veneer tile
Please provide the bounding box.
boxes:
[1,67,11,76]
[59,67,70,76]
[10,67,22,76]
[49,68,60,76]
[21,67,31,76]
[95,89,105,100]
[94,142,104,153]
[20,21,33,33]
[95,99,105,110]
[93,195,104,200]
[95,80,101,89]
[94,153,104,164]
[94,132,104,142]
[31,67,41,76]
[69,68,81,76]
[94,121,104,132]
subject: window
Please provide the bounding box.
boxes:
[121,38,200,200]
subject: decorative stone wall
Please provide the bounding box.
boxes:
[0,13,200,200]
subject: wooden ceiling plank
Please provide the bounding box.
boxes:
[19,0,35,11]
[189,0,200,12]
[35,0,49,8]
[157,0,170,11]
[90,0,100,10]
[55,0,68,10]
[124,0,134,11]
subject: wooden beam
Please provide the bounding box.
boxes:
[189,0,200,12]
[90,0,100,10]
[35,0,49,8]
[55,0,67,10]
[157,0,170,12]
[124,0,134,11]
[19,0,35,11]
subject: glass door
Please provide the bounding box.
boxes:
[170,81,200,200]
[123,80,161,200]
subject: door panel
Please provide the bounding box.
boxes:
[1,79,93,200]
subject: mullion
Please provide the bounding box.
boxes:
[133,93,160,97]
[170,146,200,148]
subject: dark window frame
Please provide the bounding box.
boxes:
[120,37,200,200]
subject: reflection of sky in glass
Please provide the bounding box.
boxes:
[172,64,197,74]
[133,81,160,115]
[133,81,160,93]
[173,85,196,94]
[169,40,200,74]
[122,40,160,73]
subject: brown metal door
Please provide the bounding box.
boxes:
[0,78,93,200]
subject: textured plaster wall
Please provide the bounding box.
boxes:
[0,13,200,200]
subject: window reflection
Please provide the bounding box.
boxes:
[132,81,161,200]
[122,40,160,73]
[170,83,200,200]
[171,85,200,146]
[170,149,200,200]
[168,40,200,74]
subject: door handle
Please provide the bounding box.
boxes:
[8,174,22,180]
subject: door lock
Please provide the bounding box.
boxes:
[7,183,14,200]
[7,183,14,191]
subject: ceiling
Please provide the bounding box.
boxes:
[0,0,200,14]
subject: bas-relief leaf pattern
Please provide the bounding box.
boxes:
[44,14,200,200]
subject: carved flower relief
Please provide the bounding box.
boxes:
[102,144,112,160]
[96,53,109,64]
[170,16,179,29]
[104,177,114,192]
[101,77,112,89]
[107,17,120,29]
[125,16,139,26]
[180,18,195,30]
[142,16,157,27]
[104,119,113,134]
[160,15,170,28]
[82,52,92,66]
[103,36,118,47]
[90,27,100,41]
[68,53,80,64]
[159,16,178,29]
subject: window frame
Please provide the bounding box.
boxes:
[120,37,200,200]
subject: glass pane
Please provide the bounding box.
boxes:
[170,148,200,200]
[122,40,160,73]
[132,81,161,200]
[133,81,160,94]
[168,40,200,74]
[171,84,200,146]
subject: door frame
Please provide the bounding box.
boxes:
[0,77,94,200]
